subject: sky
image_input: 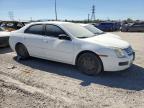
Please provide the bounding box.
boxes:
[0,0,144,21]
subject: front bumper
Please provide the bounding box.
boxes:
[100,52,135,72]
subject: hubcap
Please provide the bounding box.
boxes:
[81,56,97,70]
[17,46,25,57]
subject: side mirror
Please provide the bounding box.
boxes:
[58,34,71,40]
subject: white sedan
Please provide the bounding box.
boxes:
[9,22,135,75]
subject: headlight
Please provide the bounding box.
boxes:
[114,48,126,58]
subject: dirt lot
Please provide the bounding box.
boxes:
[0,32,144,108]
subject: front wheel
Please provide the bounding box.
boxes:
[76,52,103,75]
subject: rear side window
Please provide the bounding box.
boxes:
[25,24,44,35]
[45,25,66,37]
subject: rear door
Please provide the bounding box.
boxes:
[24,24,46,58]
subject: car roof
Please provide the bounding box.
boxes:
[15,21,81,34]
[28,21,72,25]
[79,23,91,27]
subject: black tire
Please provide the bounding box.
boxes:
[76,52,103,75]
[121,28,128,32]
[121,29,125,32]
[15,44,29,60]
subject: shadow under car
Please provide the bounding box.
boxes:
[14,57,144,91]
[0,47,12,54]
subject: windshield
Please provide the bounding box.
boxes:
[62,23,95,38]
[84,25,104,35]
[0,27,4,31]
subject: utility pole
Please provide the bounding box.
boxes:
[88,14,90,22]
[8,11,14,21]
[91,5,95,21]
[55,0,58,21]
[30,17,33,22]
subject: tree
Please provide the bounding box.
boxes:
[126,18,133,23]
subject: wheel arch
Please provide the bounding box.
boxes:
[75,50,104,71]
[15,42,24,50]
[15,42,30,59]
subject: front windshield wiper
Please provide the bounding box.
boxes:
[94,32,105,35]
[77,34,96,39]
[77,37,88,38]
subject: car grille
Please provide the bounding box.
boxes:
[124,46,133,56]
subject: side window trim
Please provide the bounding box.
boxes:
[24,24,45,35]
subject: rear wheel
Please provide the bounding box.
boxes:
[15,44,29,60]
[76,52,103,75]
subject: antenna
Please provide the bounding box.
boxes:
[91,5,95,21]
[55,0,58,20]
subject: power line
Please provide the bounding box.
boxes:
[91,5,95,21]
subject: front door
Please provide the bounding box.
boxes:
[43,24,74,64]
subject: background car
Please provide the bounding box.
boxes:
[94,22,121,32]
[0,21,25,32]
[0,27,10,47]
[0,27,5,31]
[121,23,144,32]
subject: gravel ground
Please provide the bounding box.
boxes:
[0,32,144,108]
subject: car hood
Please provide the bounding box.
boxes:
[105,33,121,39]
[0,31,10,37]
[83,33,130,49]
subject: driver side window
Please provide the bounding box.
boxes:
[45,25,66,37]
